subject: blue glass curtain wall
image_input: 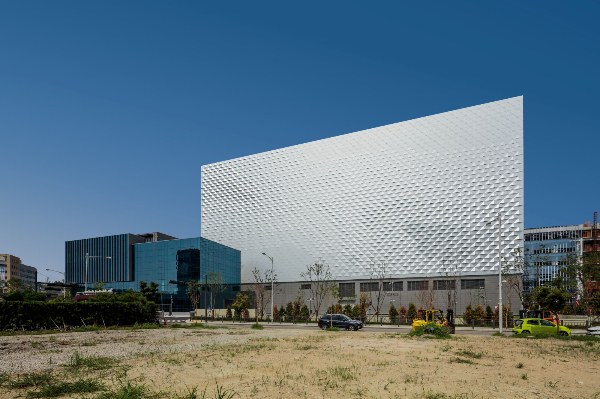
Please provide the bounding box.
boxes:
[67,237,240,312]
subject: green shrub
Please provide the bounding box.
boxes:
[407,302,417,320]
[251,323,264,330]
[0,301,158,330]
[325,327,339,332]
[408,323,450,339]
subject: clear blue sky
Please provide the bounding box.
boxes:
[1,1,599,280]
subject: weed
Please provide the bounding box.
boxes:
[456,350,482,359]
[251,323,263,330]
[521,373,528,380]
[516,362,524,369]
[8,373,52,389]
[325,327,339,332]
[66,352,120,370]
[214,383,238,399]
[81,341,97,347]
[72,326,104,332]
[27,378,104,398]
[295,345,313,350]
[174,385,204,399]
[384,379,394,390]
[546,381,558,388]
[449,357,475,365]
[409,323,451,339]
[31,341,43,349]
[491,332,506,337]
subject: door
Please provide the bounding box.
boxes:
[540,319,557,333]
[526,319,540,333]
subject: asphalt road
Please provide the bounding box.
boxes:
[202,322,504,336]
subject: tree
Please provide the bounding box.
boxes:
[486,305,493,320]
[533,285,570,334]
[502,246,526,312]
[4,278,30,293]
[367,261,388,322]
[226,305,232,319]
[249,267,278,321]
[286,302,293,318]
[399,306,407,320]
[232,292,252,318]
[300,304,309,319]
[463,304,474,323]
[279,304,286,319]
[407,302,417,320]
[416,279,436,310]
[388,304,399,323]
[343,304,353,316]
[186,280,201,316]
[358,292,369,318]
[273,305,278,319]
[206,272,226,318]
[473,305,486,321]
[92,281,106,291]
[561,252,600,315]
[300,264,336,316]
[139,281,162,303]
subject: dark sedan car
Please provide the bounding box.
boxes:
[318,314,363,331]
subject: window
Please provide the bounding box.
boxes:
[383,281,403,291]
[407,281,428,291]
[265,285,272,290]
[527,320,539,325]
[540,320,555,327]
[461,279,485,290]
[360,282,379,292]
[433,280,456,290]
[301,284,311,290]
[339,283,355,297]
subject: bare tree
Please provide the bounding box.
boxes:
[187,280,201,316]
[368,261,388,322]
[439,253,459,311]
[416,278,436,310]
[206,272,226,319]
[301,263,335,316]
[502,246,527,314]
[249,267,268,321]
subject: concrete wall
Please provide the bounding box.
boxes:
[242,274,522,316]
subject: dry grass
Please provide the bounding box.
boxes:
[1,327,600,398]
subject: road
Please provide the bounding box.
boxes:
[199,321,505,336]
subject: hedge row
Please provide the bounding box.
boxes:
[0,301,158,330]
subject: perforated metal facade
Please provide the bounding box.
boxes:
[201,97,524,283]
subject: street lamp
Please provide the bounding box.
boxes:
[262,252,274,320]
[486,212,503,334]
[306,298,315,319]
[84,253,111,292]
[46,269,66,298]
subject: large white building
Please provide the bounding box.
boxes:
[201,97,524,313]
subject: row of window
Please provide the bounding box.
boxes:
[298,279,489,296]
[531,246,576,254]
[525,230,581,242]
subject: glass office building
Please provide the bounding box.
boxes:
[523,225,582,293]
[66,234,241,312]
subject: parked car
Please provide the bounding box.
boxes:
[586,326,600,337]
[512,318,571,336]
[318,314,363,331]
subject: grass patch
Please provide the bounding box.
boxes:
[169,323,225,330]
[516,362,524,369]
[251,323,264,330]
[66,352,120,370]
[72,326,104,332]
[492,332,506,337]
[122,323,161,331]
[27,378,104,398]
[7,373,52,389]
[521,373,528,380]
[409,323,451,339]
[325,327,339,332]
[95,380,152,399]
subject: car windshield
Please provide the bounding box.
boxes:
[514,320,523,328]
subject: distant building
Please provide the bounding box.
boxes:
[0,254,22,282]
[65,232,241,312]
[19,264,37,289]
[524,215,599,293]
[0,254,38,291]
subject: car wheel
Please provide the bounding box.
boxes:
[348,325,357,331]
[319,323,327,330]
[559,331,568,336]
[521,330,530,335]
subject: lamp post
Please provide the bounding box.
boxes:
[486,212,503,334]
[46,269,66,298]
[261,253,274,320]
[306,297,315,319]
[84,253,111,293]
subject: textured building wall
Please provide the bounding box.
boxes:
[202,97,524,284]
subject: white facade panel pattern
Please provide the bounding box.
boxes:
[201,97,524,283]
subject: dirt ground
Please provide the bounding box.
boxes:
[1,326,599,399]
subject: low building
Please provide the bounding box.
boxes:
[65,232,241,312]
